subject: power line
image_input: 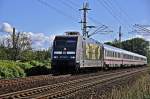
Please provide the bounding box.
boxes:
[96,0,122,25]
[112,0,133,22]
[88,16,103,26]
[37,0,76,22]
[97,0,136,41]
[88,25,113,37]
[61,0,104,27]
[67,0,80,7]
[106,0,134,31]
[134,24,150,33]
[59,0,111,34]
[129,24,150,37]
[106,0,129,23]
[59,0,77,11]
[108,0,134,30]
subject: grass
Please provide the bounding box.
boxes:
[0,60,26,78]
[105,71,150,99]
[0,60,51,78]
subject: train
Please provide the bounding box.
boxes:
[51,32,147,72]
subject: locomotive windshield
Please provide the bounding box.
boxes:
[53,37,78,50]
[52,36,78,59]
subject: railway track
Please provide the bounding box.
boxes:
[0,74,71,95]
[0,67,137,95]
[0,67,147,99]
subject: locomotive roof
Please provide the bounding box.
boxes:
[55,35,80,37]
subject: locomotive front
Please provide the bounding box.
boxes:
[51,35,78,72]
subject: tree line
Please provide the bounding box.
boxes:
[0,28,51,62]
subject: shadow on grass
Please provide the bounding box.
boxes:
[25,66,51,76]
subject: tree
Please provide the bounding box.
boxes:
[105,39,120,48]
[0,28,32,60]
[121,38,149,56]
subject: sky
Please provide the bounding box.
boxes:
[0,0,150,49]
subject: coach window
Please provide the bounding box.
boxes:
[124,54,126,59]
[114,52,116,57]
[107,51,109,57]
[112,51,114,57]
[108,51,111,57]
[113,52,115,57]
[108,51,110,57]
[105,50,107,57]
[110,51,112,57]
[118,53,120,58]
[116,53,118,58]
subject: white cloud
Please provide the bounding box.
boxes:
[147,27,150,30]
[49,34,56,41]
[23,32,51,49]
[0,22,56,50]
[135,34,145,39]
[0,22,13,33]
[24,32,60,50]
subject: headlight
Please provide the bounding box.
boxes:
[70,56,75,59]
[54,56,58,58]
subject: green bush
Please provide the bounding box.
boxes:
[30,60,44,66]
[17,62,33,70]
[0,60,25,78]
[42,59,51,68]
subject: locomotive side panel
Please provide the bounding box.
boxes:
[81,38,103,68]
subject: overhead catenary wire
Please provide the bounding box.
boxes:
[61,0,105,27]
[38,0,113,37]
[67,0,81,7]
[112,0,134,22]
[59,0,112,34]
[106,0,130,24]
[129,24,150,37]
[107,0,133,31]
[59,0,77,11]
[37,0,77,22]
[96,0,122,25]
[134,24,150,33]
[88,25,113,37]
[98,0,132,29]
[97,0,137,41]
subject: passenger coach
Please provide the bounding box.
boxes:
[51,32,147,72]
